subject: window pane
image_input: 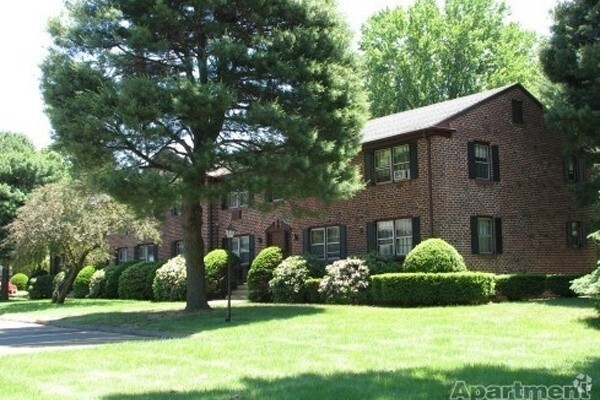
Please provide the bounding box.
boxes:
[477,218,493,253]
[377,221,394,239]
[326,226,340,243]
[326,243,340,259]
[375,149,392,183]
[310,244,325,259]
[393,145,409,164]
[394,219,413,256]
[311,229,325,245]
[474,144,490,180]
[475,144,489,161]
[147,245,155,262]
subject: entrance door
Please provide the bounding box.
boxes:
[266,219,292,257]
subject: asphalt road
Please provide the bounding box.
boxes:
[0,319,146,355]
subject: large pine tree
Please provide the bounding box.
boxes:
[41,0,367,311]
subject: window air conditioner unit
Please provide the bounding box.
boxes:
[394,170,409,181]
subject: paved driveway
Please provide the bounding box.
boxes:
[0,319,146,355]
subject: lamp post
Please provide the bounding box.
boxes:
[225,224,236,322]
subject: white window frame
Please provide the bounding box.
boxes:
[377,219,413,256]
[477,217,494,254]
[310,226,341,261]
[231,235,251,265]
[227,190,249,209]
[474,143,491,180]
[138,244,156,262]
[568,221,581,248]
[117,248,128,264]
[375,145,411,184]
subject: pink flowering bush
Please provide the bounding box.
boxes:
[153,256,187,301]
[319,258,370,305]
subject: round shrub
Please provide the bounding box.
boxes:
[10,273,28,290]
[319,258,370,305]
[27,274,54,300]
[88,269,107,298]
[403,238,466,273]
[269,256,310,303]
[104,261,137,299]
[118,262,162,300]
[247,246,284,302]
[153,256,187,302]
[73,265,96,298]
[204,249,241,299]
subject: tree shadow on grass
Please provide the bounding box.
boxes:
[530,297,596,309]
[101,359,600,400]
[51,303,325,337]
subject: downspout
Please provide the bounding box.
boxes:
[207,201,213,251]
[426,134,434,237]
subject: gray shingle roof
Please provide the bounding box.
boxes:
[361,84,516,144]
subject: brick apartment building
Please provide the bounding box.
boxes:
[109,83,596,277]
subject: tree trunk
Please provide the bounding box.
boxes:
[52,265,79,304]
[0,265,9,302]
[182,195,211,312]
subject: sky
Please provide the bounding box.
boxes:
[0,0,558,149]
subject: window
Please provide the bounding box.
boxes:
[468,142,499,181]
[368,143,417,185]
[171,206,182,216]
[564,156,585,183]
[512,100,523,124]
[136,244,156,262]
[377,219,413,256]
[226,191,249,209]
[566,221,585,248]
[116,248,128,264]
[310,226,341,261]
[471,217,503,254]
[172,240,185,256]
[231,236,251,265]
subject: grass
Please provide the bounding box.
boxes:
[0,298,598,399]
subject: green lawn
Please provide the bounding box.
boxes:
[0,298,598,400]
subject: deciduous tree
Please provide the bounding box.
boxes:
[4,181,159,304]
[360,0,544,117]
[41,0,367,310]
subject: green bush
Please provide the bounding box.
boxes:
[403,238,466,273]
[354,251,403,275]
[371,272,495,307]
[546,274,580,298]
[88,269,107,298]
[204,249,241,299]
[30,269,49,279]
[303,278,323,303]
[248,246,284,302]
[118,262,162,300]
[153,256,187,302]
[10,273,28,290]
[27,274,54,300]
[570,267,600,297]
[73,265,97,298]
[319,258,370,305]
[301,253,327,278]
[104,262,138,299]
[495,274,546,301]
[269,256,310,303]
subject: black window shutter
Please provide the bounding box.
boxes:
[563,156,571,182]
[409,141,419,179]
[114,250,120,265]
[249,235,256,260]
[494,218,503,254]
[412,217,421,247]
[302,229,310,254]
[468,142,476,179]
[577,156,586,182]
[470,216,479,254]
[566,222,574,247]
[339,226,348,259]
[222,237,229,250]
[133,245,140,260]
[171,241,177,257]
[512,100,523,123]
[221,196,228,210]
[491,145,500,182]
[366,222,377,252]
[153,244,159,261]
[364,149,375,186]
[579,223,587,248]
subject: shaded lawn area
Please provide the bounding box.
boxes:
[0,298,598,400]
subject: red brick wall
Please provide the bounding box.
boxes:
[109,86,596,274]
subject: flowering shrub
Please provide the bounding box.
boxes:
[269,256,310,303]
[319,258,370,305]
[153,256,187,301]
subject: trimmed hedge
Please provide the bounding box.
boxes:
[546,274,580,298]
[495,274,546,301]
[205,249,241,299]
[403,238,466,273]
[118,262,162,300]
[10,273,28,290]
[104,262,138,299]
[248,246,284,302]
[27,274,54,300]
[73,265,97,298]
[371,272,495,307]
